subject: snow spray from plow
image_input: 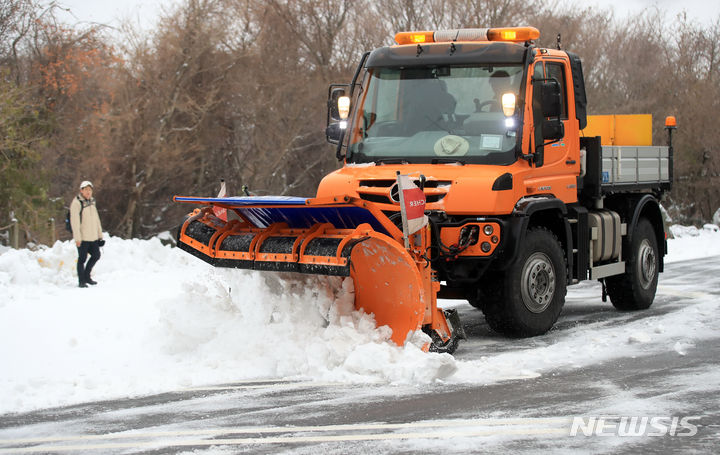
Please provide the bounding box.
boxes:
[174,195,465,352]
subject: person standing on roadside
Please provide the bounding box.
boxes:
[70,181,104,288]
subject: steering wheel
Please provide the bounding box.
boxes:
[474,99,501,112]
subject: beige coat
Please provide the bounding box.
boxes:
[70,196,103,243]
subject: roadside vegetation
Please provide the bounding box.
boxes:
[1,0,718,245]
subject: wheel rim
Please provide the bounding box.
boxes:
[638,239,657,289]
[520,252,556,313]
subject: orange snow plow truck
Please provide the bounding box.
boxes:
[175,27,674,354]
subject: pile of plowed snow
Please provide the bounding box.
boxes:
[0,236,455,413]
[1,223,719,413]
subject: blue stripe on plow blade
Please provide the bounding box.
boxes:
[175,196,391,236]
[175,196,309,206]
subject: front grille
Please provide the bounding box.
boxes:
[358,179,396,188]
[357,179,451,205]
[360,193,392,204]
[358,179,451,188]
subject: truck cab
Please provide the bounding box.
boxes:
[323,27,672,337]
[321,27,587,207]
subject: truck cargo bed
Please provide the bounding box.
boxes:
[580,137,672,198]
[600,145,670,187]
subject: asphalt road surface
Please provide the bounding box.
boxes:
[1,257,719,454]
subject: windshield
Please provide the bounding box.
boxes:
[347,65,524,164]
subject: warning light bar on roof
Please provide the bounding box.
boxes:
[394,27,540,45]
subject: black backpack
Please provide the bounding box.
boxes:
[65,196,85,232]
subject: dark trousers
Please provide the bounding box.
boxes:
[77,241,101,283]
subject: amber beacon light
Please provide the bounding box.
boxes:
[395,27,540,45]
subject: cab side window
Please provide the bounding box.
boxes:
[533,62,544,80]
[545,62,568,119]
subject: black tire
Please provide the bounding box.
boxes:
[468,297,483,310]
[606,218,659,310]
[468,272,503,310]
[482,228,567,337]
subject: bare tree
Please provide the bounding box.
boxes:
[5,0,720,243]
[266,0,355,78]
[109,0,243,236]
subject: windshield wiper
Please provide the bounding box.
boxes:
[431,158,465,165]
[375,158,409,165]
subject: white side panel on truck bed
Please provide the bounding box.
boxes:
[601,146,670,186]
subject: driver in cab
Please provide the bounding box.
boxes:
[474,70,512,113]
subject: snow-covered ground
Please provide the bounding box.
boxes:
[1,224,719,415]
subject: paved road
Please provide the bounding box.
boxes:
[1,257,719,454]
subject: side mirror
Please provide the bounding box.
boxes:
[530,77,565,168]
[325,123,343,144]
[540,79,564,141]
[541,81,562,118]
[328,85,349,122]
[326,84,350,145]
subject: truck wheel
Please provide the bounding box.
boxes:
[483,228,567,337]
[606,218,658,310]
[468,272,502,310]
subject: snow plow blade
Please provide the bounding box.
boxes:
[174,195,463,351]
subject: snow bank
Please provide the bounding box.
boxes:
[0,226,717,414]
[666,224,720,263]
[0,236,455,414]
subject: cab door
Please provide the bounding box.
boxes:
[527,57,580,203]
[534,59,571,166]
